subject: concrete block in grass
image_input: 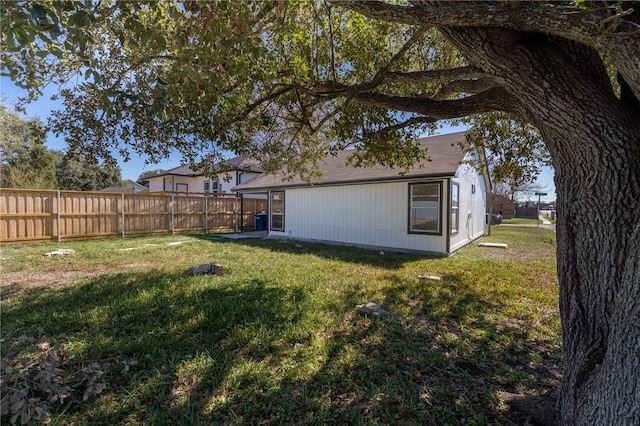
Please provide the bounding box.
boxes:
[191,263,224,276]
[356,302,388,319]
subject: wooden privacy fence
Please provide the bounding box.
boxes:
[0,188,268,243]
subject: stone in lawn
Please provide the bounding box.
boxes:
[43,248,75,257]
[167,241,189,246]
[418,274,442,281]
[191,263,224,276]
[356,302,388,319]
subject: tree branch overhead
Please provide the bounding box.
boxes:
[351,86,517,119]
[336,0,640,99]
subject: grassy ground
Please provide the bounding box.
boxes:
[1,228,560,425]
[499,218,541,225]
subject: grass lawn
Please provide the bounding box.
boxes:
[500,218,541,225]
[1,228,560,425]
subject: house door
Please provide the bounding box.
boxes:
[270,191,285,231]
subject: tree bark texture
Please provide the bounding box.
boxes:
[442,27,640,425]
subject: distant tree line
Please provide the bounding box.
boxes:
[0,106,123,191]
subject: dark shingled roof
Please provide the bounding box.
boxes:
[154,165,202,178]
[224,156,264,172]
[234,131,469,192]
[99,180,148,194]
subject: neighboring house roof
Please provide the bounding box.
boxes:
[152,165,202,178]
[489,193,516,205]
[100,179,148,194]
[234,131,472,192]
[147,156,264,179]
[224,156,264,173]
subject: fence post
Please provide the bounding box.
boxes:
[204,194,208,234]
[239,194,244,233]
[121,193,125,238]
[56,190,61,243]
[234,196,238,232]
[171,193,175,234]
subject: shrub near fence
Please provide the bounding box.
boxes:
[0,188,267,243]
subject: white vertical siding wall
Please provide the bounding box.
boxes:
[218,171,262,194]
[148,178,164,192]
[269,180,448,254]
[449,161,487,252]
[474,173,488,238]
[218,172,238,194]
[239,172,262,185]
[147,176,206,193]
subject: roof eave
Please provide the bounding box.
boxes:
[234,171,457,193]
[150,171,204,178]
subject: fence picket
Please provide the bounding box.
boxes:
[0,188,267,243]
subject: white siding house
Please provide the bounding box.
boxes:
[145,156,263,194]
[233,132,489,256]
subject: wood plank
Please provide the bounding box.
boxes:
[0,213,51,217]
[59,212,120,217]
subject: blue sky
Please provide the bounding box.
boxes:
[1,76,182,182]
[1,76,555,201]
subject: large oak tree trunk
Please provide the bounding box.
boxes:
[443,27,640,424]
[554,127,640,424]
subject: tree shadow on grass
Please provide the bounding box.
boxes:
[2,270,308,424]
[191,233,433,270]
[2,267,560,424]
[204,274,560,425]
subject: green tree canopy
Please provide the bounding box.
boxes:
[55,152,123,191]
[464,112,550,193]
[0,105,57,189]
[1,1,547,177]
[0,105,123,191]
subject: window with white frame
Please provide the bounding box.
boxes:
[175,183,188,192]
[204,180,219,193]
[409,182,441,234]
[270,191,285,231]
[451,181,459,234]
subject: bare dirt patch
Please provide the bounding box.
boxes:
[0,261,158,299]
[476,244,555,262]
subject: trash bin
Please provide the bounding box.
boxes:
[255,214,267,231]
